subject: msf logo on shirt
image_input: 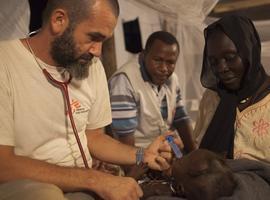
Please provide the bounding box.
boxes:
[66,99,89,115]
[71,99,81,114]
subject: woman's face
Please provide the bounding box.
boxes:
[206,30,246,91]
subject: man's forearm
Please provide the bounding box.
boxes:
[175,121,197,152]
[87,128,173,172]
[118,134,135,147]
[87,129,137,165]
[0,146,116,193]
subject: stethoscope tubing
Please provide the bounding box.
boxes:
[42,69,90,169]
[26,36,90,169]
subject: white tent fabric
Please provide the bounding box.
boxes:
[262,41,270,74]
[114,0,163,68]
[0,0,30,40]
[254,20,270,42]
[255,20,270,76]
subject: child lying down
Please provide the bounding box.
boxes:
[126,149,237,200]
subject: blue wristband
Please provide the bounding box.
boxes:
[136,147,144,165]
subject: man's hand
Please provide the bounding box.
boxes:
[143,132,174,171]
[91,172,143,200]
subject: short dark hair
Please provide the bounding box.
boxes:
[42,0,119,25]
[144,31,180,54]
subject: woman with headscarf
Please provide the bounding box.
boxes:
[194,15,270,164]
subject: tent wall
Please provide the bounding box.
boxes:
[0,0,30,40]
[114,0,162,68]
[262,41,270,74]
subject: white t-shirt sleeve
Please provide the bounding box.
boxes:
[86,59,112,129]
[0,62,15,146]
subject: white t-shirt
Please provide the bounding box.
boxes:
[0,39,112,167]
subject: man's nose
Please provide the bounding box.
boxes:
[89,42,102,57]
[159,62,168,73]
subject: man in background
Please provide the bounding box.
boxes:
[109,31,196,155]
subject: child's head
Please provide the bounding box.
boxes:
[172,149,236,200]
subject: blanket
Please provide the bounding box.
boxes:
[219,159,270,200]
[145,159,270,200]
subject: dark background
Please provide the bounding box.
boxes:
[28,0,47,32]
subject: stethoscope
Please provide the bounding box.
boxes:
[26,33,89,169]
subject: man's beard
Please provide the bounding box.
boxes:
[50,26,94,80]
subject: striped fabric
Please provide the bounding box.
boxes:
[109,74,138,136]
